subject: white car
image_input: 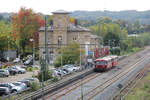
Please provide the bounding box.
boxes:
[53,69,63,77]
[24,58,33,65]
[13,58,20,63]
[63,65,79,72]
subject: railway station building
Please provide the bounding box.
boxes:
[39,10,100,64]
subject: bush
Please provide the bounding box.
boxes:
[25,67,33,72]
[30,82,40,91]
[32,67,38,70]
[54,56,61,68]
[2,65,7,69]
[109,47,121,55]
[52,77,59,82]
[37,69,53,82]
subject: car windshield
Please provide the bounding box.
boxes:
[12,83,20,86]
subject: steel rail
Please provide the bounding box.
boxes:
[47,49,150,100]
[48,73,102,100]
[121,63,150,100]
[77,54,150,100]
[13,48,149,100]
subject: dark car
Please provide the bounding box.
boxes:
[0,58,8,62]
[5,67,18,75]
[0,87,10,96]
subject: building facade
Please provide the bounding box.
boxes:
[39,10,100,64]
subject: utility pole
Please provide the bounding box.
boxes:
[40,58,45,100]
[60,44,62,67]
[81,75,84,100]
[7,35,10,62]
[45,16,48,65]
[79,35,82,68]
[78,34,82,68]
[40,15,48,100]
[30,38,35,65]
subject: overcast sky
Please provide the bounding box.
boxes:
[0,0,150,14]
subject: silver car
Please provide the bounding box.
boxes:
[12,82,27,90]
[0,83,23,93]
[0,69,9,77]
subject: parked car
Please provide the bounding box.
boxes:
[11,66,26,74]
[0,87,10,96]
[0,83,23,93]
[18,80,30,87]
[13,58,20,63]
[0,58,8,62]
[0,69,9,77]
[24,78,39,83]
[53,69,64,77]
[56,69,67,75]
[12,82,27,90]
[24,58,33,65]
[5,67,18,75]
[61,68,70,74]
[27,55,32,59]
[63,64,79,72]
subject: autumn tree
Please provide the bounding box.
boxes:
[11,7,45,56]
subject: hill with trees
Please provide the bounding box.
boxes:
[70,10,150,25]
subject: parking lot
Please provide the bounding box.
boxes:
[0,71,38,83]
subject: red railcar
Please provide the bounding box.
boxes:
[110,55,118,67]
[94,55,118,71]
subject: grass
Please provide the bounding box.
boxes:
[120,47,141,56]
[25,67,39,72]
[124,69,150,100]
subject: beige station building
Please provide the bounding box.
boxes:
[39,10,100,64]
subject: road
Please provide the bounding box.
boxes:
[42,47,150,100]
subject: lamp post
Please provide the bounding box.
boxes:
[30,38,35,65]
[7,35,10,62]
[78,34,82,68]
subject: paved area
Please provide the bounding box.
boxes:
[0,71,38,83]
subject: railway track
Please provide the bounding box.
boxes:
[44,47,150,100]
[76,53,150,100]
[45,72,102,100]
[112,63,150,100]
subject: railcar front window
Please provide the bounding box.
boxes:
[96,61,106,65]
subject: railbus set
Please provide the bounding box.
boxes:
[94,55,118,71]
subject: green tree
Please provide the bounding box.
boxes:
[0,21,11,53]
[54,42,84,67]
